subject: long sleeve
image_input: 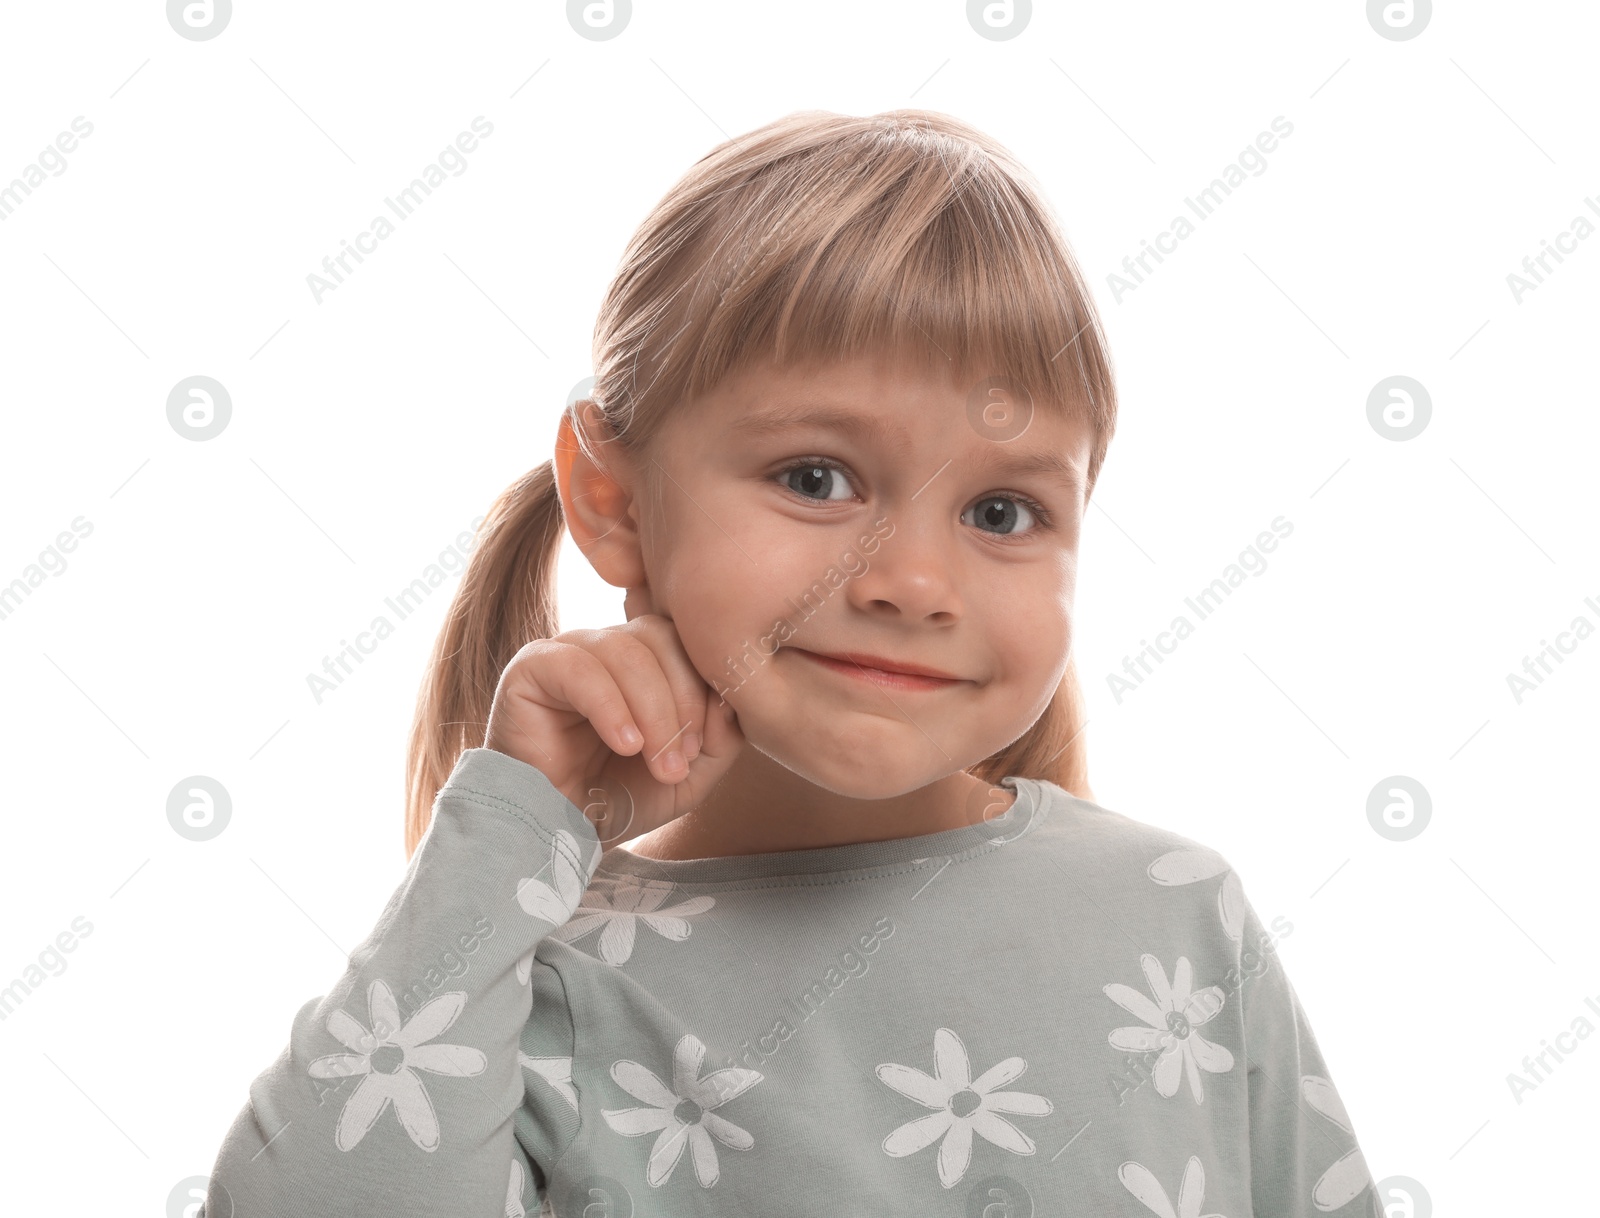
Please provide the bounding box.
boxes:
[200,747,602,1218]
[1238,900,1381,1218]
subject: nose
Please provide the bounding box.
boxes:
[843,512,962,624]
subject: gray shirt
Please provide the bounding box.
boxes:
[200,746,1379,1217]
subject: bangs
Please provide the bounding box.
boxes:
[594,111,1116,492]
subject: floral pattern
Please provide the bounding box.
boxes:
[1148,848,1246,944]
[514,829,595,927]
[520,1051,580,1111]
[601,1033,763,1187]
[306,979,486,1152]
[1300,1076,1373,1211]
[1120,1155,1229,1218]
[225,751,1373,1216]
[1104,954,1235,1103]
[505,1158,526,1218]
[875,1027,1053,1189]
[551,876,716,966]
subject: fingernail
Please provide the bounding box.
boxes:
[666,750,685,773]
[684,732,701,759]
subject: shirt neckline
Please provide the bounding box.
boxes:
[592,775,1048,886]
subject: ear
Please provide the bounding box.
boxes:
[553,402,648,593]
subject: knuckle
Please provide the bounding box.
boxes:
[557,641,601,677]
[512,637,555,666]
[591,624,644,655]
[611,635,665,683]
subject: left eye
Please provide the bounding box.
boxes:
[779,462,854,502]
[963,496,1038,536]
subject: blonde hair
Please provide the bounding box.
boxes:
[403,108,1118,858]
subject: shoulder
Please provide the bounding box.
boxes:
[1016,776,1239,877]
[1009,776,1258,945]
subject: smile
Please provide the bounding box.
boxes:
[788,648,964,693]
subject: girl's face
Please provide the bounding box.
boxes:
[629,350,1093,800]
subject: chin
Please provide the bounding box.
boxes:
[740,717,960,801]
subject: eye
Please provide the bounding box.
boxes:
[776,458,855,502]
[963,494,1047,537]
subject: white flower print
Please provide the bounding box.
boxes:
[551,876,715,965]
[601,1033,763,1188]
[1148,848,1246,943]
[515,830,596,926]
[306,979,487,1152]
[1300,1076,1374,1212]
[506,1158,526,1218]
[520,1051,580,1111]
[875,1027,1053,1190]
[1104,953,1234,1104]
[1119,1155,1229,1218]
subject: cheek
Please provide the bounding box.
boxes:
[984,578,1072,665]
[657,541,797,692]
[662,573,749,689]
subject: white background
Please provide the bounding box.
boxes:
[1,1,1594,1214]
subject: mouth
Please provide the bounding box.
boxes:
[788,648,965,693]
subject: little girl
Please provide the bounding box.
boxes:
[200,109,1378,1217]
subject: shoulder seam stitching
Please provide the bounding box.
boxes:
[441,782,593,878]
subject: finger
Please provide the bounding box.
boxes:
[666,683,744,811]
[583,632,695,784]
[622,617,713,763]
[524,641,645,759]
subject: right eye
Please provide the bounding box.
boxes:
[775,458,856,503]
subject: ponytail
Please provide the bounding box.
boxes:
[402,461,566,858]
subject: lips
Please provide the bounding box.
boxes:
[789,648,963,692]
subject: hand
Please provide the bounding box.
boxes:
[483,614,744,845]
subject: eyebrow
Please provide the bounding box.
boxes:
[729,402,1085,492]
[729,403,902,445]
[981,446,1086,493]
